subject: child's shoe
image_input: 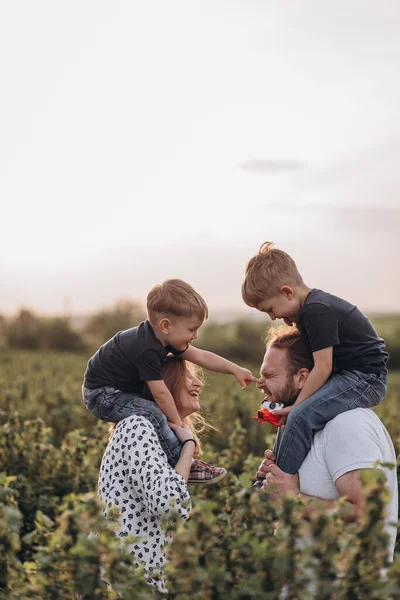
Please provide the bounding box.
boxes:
[188,459,227,485]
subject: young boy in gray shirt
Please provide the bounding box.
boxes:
[242,242,388,475]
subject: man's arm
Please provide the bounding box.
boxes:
[299,470,365,522]
[182,345,257,389]
[258,457,365,523]
[146,379,183,426]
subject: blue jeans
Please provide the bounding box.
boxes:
[83,386,182,467]
[275,370,388,474]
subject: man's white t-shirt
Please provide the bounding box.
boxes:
[298,409,398,560]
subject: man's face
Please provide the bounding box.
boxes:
[257,347,299,406]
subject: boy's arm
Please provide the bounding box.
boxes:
[273,347,333,418]
[182,345,257,389]
[146,379,183,426]
[293,346,333,406]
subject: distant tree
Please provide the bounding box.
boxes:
[5,309,85,352]
[196,319,267,365]
[84,300,146,346]
[41,318,85,352]
[5,309,41,350]
[0,314,6,347]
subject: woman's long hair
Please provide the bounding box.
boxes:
[108,356,211,455]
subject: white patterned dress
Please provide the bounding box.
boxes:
[98,415,191,593]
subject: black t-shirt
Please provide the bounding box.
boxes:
[83,320,185,393]
[297,289,388,375]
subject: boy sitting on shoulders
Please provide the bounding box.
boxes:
[242,242,388,475]
[84,278,257,484]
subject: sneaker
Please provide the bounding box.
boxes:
[187,459,228,485]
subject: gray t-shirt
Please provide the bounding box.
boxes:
[299,409,398,560]
[297,289,388,374]
[84,320,186,394]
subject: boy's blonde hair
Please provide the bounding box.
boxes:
[147,279,208,323]
[242,241,303,307]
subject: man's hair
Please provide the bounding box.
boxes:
[266,326,314,374]
[242,241,303,307]
[147,279,208,323]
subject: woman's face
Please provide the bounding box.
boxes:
[178,369,203,418]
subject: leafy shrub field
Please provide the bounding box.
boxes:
[0,349,399,599]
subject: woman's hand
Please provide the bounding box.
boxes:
[169,422,196,444]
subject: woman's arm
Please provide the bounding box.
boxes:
[169,423,196,481]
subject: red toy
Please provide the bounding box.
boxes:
[253,400,284,428]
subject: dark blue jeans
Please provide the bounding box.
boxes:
[83,386,182,467]
[276,370,388,474]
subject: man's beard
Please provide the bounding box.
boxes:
[274,375,298,407]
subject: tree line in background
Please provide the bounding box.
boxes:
[1,302,400,369]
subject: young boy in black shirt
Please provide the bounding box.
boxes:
[242,242,388,475]
[84,279,257,484]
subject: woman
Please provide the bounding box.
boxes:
[98,357,224,593]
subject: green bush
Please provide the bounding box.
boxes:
[0,349,399,598]
[0,414,398,599]
[5,310,84,353]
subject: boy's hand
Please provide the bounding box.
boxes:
[270,404,293,425]
[233,366,258,389]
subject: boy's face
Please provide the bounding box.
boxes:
[257,289,301,326]
[166,315,204,351]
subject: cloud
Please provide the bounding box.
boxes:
[238,159,305,174]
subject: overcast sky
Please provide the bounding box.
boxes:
[1,1,400,316]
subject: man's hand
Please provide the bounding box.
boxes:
[256,449,276,480]
[233,366,258,389]
[261,463,300,500]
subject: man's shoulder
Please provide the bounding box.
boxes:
[321,409,384,444]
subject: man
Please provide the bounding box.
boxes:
[255,327,398,560]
